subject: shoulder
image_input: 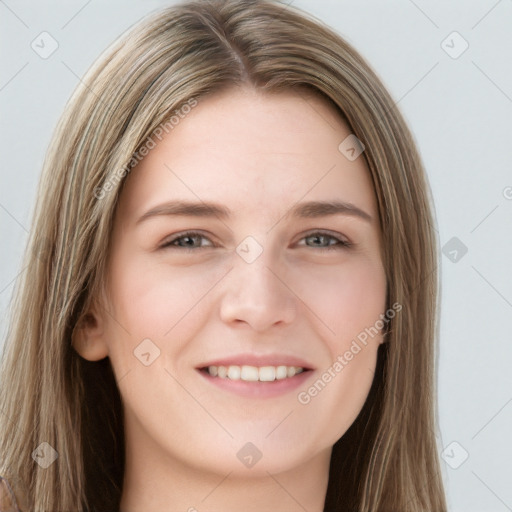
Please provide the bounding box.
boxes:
[0,476,20,512]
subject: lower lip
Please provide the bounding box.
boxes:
[197,369,314,398]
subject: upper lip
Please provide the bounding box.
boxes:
[196,353,315,370]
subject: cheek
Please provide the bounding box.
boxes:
[109,251,177,322]
[101,256,222,424]
[292,256,387,351]
[291,257,386,443]
[103,253,225,365]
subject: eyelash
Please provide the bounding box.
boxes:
[159,230,352,252]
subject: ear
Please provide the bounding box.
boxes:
[381,326,392,344]
[379,325,389,345]
[72,301,109,361]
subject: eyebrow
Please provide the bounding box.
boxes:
[136,199,373,224]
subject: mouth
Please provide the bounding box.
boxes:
[195,357,314,398]
[199,364,309,382]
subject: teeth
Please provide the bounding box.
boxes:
[227,365,241,380]
[207,365,305,382]
[241,365,259,381]
[259,366,275,382]
[275,365,288,380]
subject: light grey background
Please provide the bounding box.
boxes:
[1,1,511,510]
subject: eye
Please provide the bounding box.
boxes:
[159,231,215,251]
[298,231,351,251]
[159,230,352,252]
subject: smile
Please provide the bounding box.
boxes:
[197,365,313,399]
[204,364,304,382]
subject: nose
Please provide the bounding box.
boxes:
[219,250,297,332]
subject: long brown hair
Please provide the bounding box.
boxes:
[0,0,446,510]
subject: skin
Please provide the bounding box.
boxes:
[73,86,387,512]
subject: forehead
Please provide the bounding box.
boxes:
[117,87,377,223]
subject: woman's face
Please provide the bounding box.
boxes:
[84,87,387,477]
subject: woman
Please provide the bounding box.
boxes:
[0,0,447,510]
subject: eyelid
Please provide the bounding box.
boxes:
[159,230,216,250]
[297,229,352,248]
[159,229,352,251]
